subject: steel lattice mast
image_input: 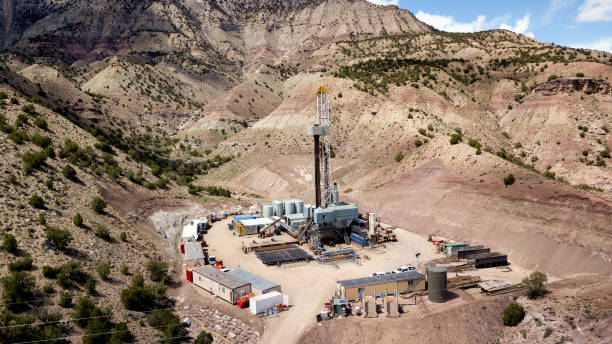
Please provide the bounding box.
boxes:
[317,87,332,207]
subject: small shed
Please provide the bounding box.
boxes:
[184,242,206,267]
[338,271,425,301]
[234,218,274,236]
[191,266,251,304]
[227,269,281,295]
[181,224,198,242]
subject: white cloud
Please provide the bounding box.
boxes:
[415,11,535,38]
[499,14,535,38]
[543,0,573,24]
[570,36,612,52]
[365,0,399,6]
[577,0,612,22]
[415,11,490,32]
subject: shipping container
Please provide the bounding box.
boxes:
[249,291,283,314]
[186,268,192,282]
[180,242,185,254]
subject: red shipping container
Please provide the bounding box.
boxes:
[185,269,192,282]
[180,243,185,254]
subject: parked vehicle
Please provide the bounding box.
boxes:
[392,266,416,273]
[372,271,387,276]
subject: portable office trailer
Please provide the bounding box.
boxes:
[234,218,274,236]
[227,269,281,295]
[181,224,198,242]
[249,291,283,314]
[338,271,425,301]
[191,266,251,304]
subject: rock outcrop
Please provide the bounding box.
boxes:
[534,77,611,96]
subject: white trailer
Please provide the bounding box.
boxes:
[249,291,283,314]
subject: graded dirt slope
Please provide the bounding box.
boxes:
[346,161,612,278]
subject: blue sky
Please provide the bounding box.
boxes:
[366,0,612,52]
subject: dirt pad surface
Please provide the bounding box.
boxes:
[299,295,514,344]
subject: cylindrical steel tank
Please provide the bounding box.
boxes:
[303,204,312,218]
[427,267,447,303]
[284,200,296,215]
[273,200,284,217]
[262,205,273,218]
[368,213,377,235]
[331,190,339,205]
[295,200,304,214]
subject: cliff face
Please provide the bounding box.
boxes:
[0,0,430,64]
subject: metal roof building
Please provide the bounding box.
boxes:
[338,271,425,301]
[184,242,206,267]
[227,269,281,295]
[191,266,251,304]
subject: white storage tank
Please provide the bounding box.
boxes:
[249,291,283,314]
[303,204,312,218]
[262,205,273,218]
[368,213,377,236]
[294,200,304,214]
[273,200,284,217]
[284,200,295,215]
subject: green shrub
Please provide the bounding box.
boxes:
[85,278,96,294]
[30,134,52,148]
[120,274,166,311]
[110,322,134,344]
[91,197,107,214]
[3,234,17,254]
[72,297,96,327]
[15,114,28,127]
[576,72,585,77]
[42,283,54,294]
[33,118,48,130]
[1,272,35,310]
[147,260,168,282]
[523,271,548,299]
[601,149,610,159]
[504,174,515,186]
[62,165,77,180]
[45,227,73,251]
[38,213,46,225]
[59,293,72,308]
[502,303,525,326]
[467,138,482,149]
[8,257,33,272]
[21,104,36,115]
[96,261,111,281]
[73,213,83,227]
[543,327,553,338]
[95,225,111,241]
[45,179,53,189]
[29,194,45,209]
[414,140,423,147]
[0,92,7,100]
[394,152,404,162]
[450,134,461,145]
[56,261,87,288]
[195,331,214,344]
[120,232,127,242]
[8,130,28,144]
[120,264,129,275]
[22,151,47,173]
[147,310,187,344]
[42,266,58,279]
[10,97,19,105]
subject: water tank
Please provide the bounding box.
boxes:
[303,204,312,218]
[262,205,273,218]
[427,267,447,303]
[331,189,339,205]
[284,200,296,215]
[273,200,284,217]
[294,200,304,214]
